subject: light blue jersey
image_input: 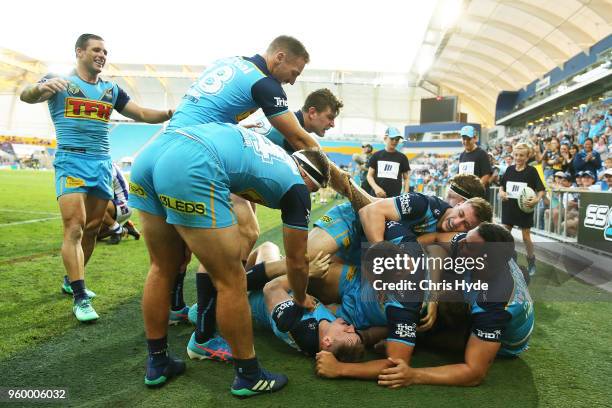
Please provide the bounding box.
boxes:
[129,123,310,229]
[41,71,129,156]
[466,259,535,357]
[250,110,305,153]
[167,55,289,131]
[335,264,387,329]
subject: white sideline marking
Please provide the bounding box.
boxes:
[0,216,60,227]
[0,209,58,216]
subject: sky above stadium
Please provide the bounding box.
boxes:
[1,0,436,73]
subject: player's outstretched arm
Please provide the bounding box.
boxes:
[119,101,172,124]
[20,78,69,104]
[359,198,401,243]
[269,111,320,150]
[378,335,500,388]
[316,339,413,380]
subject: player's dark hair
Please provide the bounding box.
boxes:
[465,197,493,223]
[331,341,365,363]
[477,222,515,267]
[267,35,310,63]
[448,174,485,199]
[297,149,330,187]
[75,34,104,52]
[302,89,344,116]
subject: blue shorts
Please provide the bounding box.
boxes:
[128,132,237,228]
[313,202,361,265]
[53,151,113,200]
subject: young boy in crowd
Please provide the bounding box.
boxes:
[499,143,546,277]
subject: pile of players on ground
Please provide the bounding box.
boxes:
[170,172,533,389]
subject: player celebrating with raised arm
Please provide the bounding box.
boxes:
[20,34,172,322]
[129,122,329,397]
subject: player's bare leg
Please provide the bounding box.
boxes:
[81,195,108,261]
[58,193,88,284]
[140,211,186,339]
[58,193,106,321]
[232,194,260,263]
[177,224,256,360]
[140,211,188,387]
[97,201,117,238]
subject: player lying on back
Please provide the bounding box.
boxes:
[188,242,376,361]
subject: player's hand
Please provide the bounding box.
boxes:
[417,302,437,332]
[378,358,414,388]
[316,351,342,378]
[294,294,316,311]
[308,251,331,278]
[38,78,69,94]
[499,191,508,201]
[374,186,387,198]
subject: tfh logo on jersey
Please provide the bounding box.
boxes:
[274,97,288,108]
[583,204,612,242]
[394,323,416,339]
[64,98,113,122]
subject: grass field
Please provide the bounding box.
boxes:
[1,170,611,408]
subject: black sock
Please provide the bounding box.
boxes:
[170,270,186,311]
[195,273,217,344]
[70,280,87,302]
[234,357,261,381]
[147,336,168,364]
[246,262,270,291]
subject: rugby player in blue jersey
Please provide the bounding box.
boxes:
[247,88,343,153]
[190,242,368,362]
[20,34,172,322]
[316,223,534,387]
[129,123,330,396]
[308,188,490,277]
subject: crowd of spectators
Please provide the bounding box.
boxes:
[349,97,611,237]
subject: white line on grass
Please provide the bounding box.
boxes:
[0,216,61,227]
[0,209,58,216]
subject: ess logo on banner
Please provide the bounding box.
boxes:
[583,204,612,241]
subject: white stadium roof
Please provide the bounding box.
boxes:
[1,0,610,138]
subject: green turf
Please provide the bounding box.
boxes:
[0,170,611,407]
